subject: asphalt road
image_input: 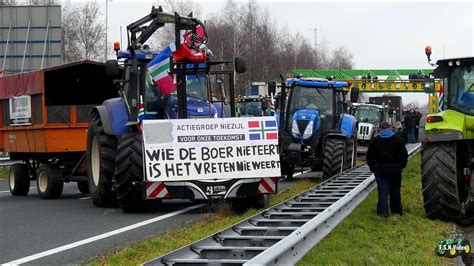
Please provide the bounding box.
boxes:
[0,170,319,264]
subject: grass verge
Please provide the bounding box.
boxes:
[299,153,453,265]
[0,167,10,180]
[92,178,316,265]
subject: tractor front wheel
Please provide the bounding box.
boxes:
[115,132,148,212]
[322,138,346,179]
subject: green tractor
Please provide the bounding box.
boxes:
[422,47,474,224]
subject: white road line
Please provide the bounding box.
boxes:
[0,187,35,194]
[293,169,311,177]
[5,204,206,265]
[78,196,91,200]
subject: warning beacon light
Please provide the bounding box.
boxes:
[114,41,120,54]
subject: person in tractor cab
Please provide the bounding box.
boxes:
[366,121,408,218]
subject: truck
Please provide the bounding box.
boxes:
[369,95,403,123]
[85,7,280,212]
[278,77,359,179]
[348,102,391,152]
[421,47,474,225]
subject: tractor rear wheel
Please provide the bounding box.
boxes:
[87,111,118,207]
[322,138,346,179]
[115,132,148,212]
[9,164,30,196]
[421,142,463,221]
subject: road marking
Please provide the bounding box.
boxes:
[79,196,91,200]
[0,187,35,193]
[5,204,206,264]
[293,170,311,177]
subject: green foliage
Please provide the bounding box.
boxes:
[299,154,453,265]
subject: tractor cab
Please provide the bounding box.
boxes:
[237,95,274,117]
[349,103,390,146]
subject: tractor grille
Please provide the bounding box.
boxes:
[359,125,370,135]
[297,120,309,134]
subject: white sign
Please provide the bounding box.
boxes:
[142,117,281,182]
[9,95,32,126]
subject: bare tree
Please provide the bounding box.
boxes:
[328,47,354,69]
[61,1,105,63]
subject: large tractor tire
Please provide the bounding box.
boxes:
[9,164,30,196]
[87,111,118,207]
[421,142,463,221]
[322,138,346,179]
[36,164,64,199]
[344,135,357,170]
[115,132,148,212]
[281,162,295,179]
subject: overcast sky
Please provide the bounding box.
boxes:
[100,0,473,105]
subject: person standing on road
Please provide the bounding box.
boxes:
[404,109,416,143]
[366,121,408,218]
[414,108,422,142]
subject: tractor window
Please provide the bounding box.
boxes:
[288,86,333,117]
[239,101,263,117]
[353,106,381,125]
[143,70,162,116]
[450,66,474,115]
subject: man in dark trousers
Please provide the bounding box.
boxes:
[404,109,417,143]
[366,121,408,218]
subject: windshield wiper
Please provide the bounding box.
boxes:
[461,83,474,100]
[314,87,329,103]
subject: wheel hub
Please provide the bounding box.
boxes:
[9,170,15,190]
[91,136,100,187]
[38,171,48,192]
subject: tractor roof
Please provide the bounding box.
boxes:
[117,50,161,60]
[436,57,474,67]
[286,78,348,88]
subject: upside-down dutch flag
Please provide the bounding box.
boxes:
[248,120,278,140]
[147,43,177,96]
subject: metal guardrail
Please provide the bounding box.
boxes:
[144,143,421,266]
[0,157,20,167]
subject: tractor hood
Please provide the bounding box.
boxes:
[291,109,321,141]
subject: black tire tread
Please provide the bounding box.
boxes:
[9,164,30,196]
[421,142,462,221]
[115,132,147,212]
[87,111,118,207]
[322,138,345,179]
[36,164,64,199]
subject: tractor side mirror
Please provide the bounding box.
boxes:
[106,60,119,77]
[350,86,359,103]
[267,81,276,96]
[234,57,247,73]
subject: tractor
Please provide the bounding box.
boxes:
[421,46,474,224]
[85,7,279,212]
[349,102,391,152]
[278,76,359,179]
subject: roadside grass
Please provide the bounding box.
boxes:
[0,167,10,180]
[299,153,453,265]
[92,178,317,265]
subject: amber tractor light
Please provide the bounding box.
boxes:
[426,116,443,123]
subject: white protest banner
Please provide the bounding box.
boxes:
[9,95,32,126]
[142,117,280,182]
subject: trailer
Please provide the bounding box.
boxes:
[1,61,118,198]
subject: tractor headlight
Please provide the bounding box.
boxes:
[291,120,299,136]
[214,112,218,118]
[303,120,314,139]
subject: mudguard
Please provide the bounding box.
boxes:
[338,114,357,138]
[94,97,130,136]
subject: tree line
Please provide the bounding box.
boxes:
[2,0,354,93]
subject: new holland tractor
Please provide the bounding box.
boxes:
[85,7,278,212]
[278,77,359,179]
[421,46,474,224]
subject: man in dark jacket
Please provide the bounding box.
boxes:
[404,110,417,143]
[366,121,408,218]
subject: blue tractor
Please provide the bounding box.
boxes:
[277,77,359,179]
[86,7,250,211]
